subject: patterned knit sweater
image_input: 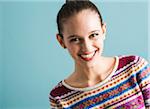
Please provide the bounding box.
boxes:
[49,55,150,109]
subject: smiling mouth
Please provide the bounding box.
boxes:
[79,50,97,61]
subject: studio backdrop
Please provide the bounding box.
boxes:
[0,0,149,109]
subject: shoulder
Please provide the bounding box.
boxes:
[118,55,139,63]
[117,55,148,70]
[49,81,74,99]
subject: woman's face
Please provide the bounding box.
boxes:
[57,9,106,67]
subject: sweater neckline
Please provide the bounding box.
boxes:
[62,56,119,91]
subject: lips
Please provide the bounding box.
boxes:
[79,50,97,61]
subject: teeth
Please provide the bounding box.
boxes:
[81,52,95,58]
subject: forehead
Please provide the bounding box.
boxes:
[63,9,102,37]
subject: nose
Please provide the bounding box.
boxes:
[81,39,93,52]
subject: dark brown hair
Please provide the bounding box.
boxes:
[57,0,103,37]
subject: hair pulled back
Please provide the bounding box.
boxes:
[57,0,103,37]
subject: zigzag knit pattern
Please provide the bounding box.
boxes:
[49,55,150,109]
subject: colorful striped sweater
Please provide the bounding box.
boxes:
[49,55,150,109]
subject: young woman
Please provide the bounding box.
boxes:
[49,1,150,108]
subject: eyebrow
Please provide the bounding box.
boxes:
[67,35,80,40]
[90,30,100,34]
[67,30,100,39]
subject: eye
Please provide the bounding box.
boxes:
[70,38,80,43]
[90,33,99,39]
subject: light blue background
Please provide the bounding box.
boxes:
[0,1,149,109]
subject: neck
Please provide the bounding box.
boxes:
[74,56,115,85]
[75,57,105,82]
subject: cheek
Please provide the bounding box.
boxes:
[67,48,78,59]
[95,39,104,47]
[67,45,79,55]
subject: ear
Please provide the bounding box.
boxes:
[56,34,66,49]
[102,22,106,40]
